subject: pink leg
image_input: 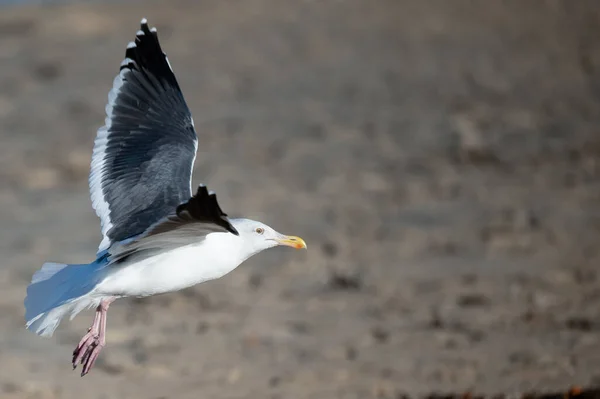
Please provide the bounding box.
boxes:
[72,297,115,376]
[72,309,101,365]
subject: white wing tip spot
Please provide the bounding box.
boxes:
[141,18,148,24]
[150,27,157,33]
[136,30,145,36]
[165,56,174,72]
[120,57,134,67]
[127,41,136,49]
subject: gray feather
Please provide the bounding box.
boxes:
[108,216,229,264]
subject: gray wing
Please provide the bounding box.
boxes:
[90,19,198,253]
[108,185,238,264]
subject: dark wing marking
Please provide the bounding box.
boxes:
[108,185,238,264]
[89,18,198,253]
[149,184,238,236]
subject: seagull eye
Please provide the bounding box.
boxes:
[255,227,264,234]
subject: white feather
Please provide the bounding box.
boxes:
[25,261,108,337]
[120,57,135,68]
[165,56,174,72]
[89,68,129,253]
[189,118,197,193]
[97,220,279,297]
[97,232,249,297]
[31,262,68,284]
[27,297,101,337]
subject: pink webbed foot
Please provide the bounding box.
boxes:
[72,330,105,376]
[72,298,114,376]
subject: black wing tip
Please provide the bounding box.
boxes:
[120,17,180,89]
[121,17,163,67]
[139,18,157,37]
[132,18,159,47]
[177,185,239,235]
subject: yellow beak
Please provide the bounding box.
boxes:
[275,235,307,250]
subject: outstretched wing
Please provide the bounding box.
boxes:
[108,185,238,263]
[89,19,198,253]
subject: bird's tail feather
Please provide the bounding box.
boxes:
[25,260,106,337]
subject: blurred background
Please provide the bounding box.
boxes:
[0,0,599,398]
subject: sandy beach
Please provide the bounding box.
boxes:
[0,1,599,397]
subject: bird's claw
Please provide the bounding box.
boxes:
[70,298,113,376]
[72,333,104,376]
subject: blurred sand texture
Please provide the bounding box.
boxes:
[0,0,599,397]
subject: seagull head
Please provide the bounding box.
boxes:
[230,218,307,253]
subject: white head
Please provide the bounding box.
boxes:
[229,218,307,258]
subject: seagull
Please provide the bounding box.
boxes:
[24,18,306,377]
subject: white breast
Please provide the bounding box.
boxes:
[95,232,247,297]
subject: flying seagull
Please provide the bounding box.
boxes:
[24,18,306,377]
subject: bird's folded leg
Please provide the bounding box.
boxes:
[72,297,115,376]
